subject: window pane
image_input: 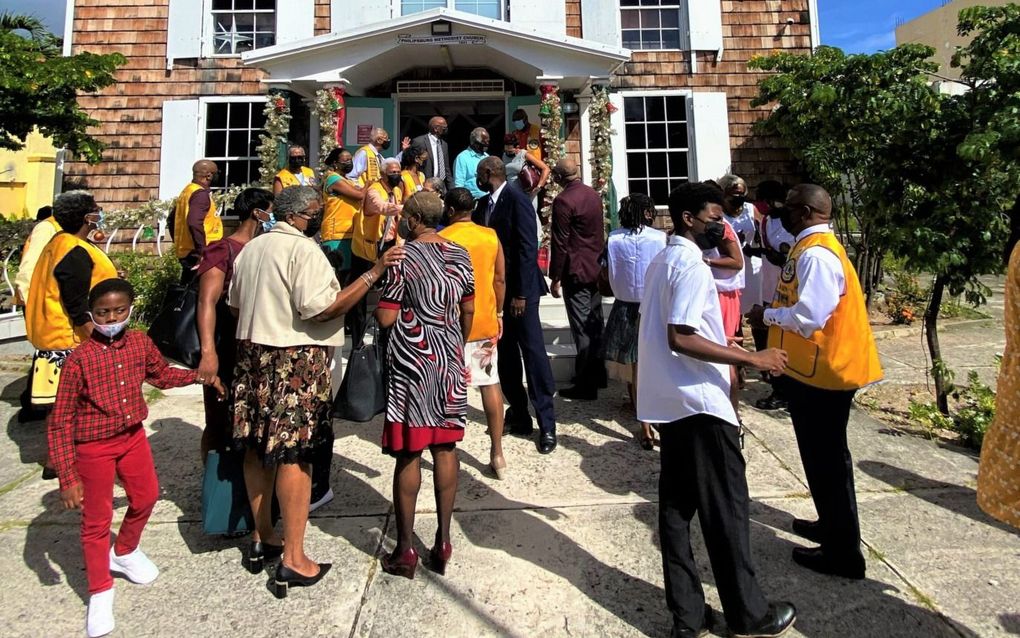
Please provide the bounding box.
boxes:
[646,123,667,148]
[403,0,446,15]
[255,13,275,30]
[665,95,686,121]
[207,103,228,129]
[622,30,641,49]
[625,123,646,150]
[668,123,688,149]
[233,13,255,30]
[226,160,251,187]
[620,0,641,6]
[233,0,255,9]
[621,11,639,29]
[627,153,647,179]
[647,153,669,178]
[254,32,275,48]
[629,179,648,199]
[649,179,671,206]
[228,102,249,128]
[668,151,688,177]
[205,130,227,156]
[255,0,274,8]
[212,0,231,10]
[624,97,644,123]
[661,30,680,50]
[251,107,267,130]
[660,9,679,28]
[645,96,666,122]
[639,9,659,28]
[228,130,250,156]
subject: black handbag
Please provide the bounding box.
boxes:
[148,281,201,368]
[333,320,386,422]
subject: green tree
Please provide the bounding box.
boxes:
[750,5,1020,415]
[0,12,125,164]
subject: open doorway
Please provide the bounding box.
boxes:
[398,98,507,163]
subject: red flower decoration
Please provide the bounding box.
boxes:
[606,102,619,114]
[273,97,286,112]
[540,84,558,96]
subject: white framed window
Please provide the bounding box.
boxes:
[621,0,685,51]
[210,0,276,56]
[201,97,267,191]
[622,92,691,206]
[401,0,505,20]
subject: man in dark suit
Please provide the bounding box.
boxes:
[549,158,607,401]
[411,116,454,192]
[473,156,557,454]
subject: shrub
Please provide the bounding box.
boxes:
[908,365,997,449]
[884,269,927,324]
[111,250,181,329]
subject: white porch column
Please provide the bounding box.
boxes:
[577,94,593,187]
[304,96,321,170]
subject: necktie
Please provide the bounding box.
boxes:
[435,140,445,180]
[485,197,495,225]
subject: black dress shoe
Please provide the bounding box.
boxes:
[671,604,715,638]
[754,392,788,411]
[791,518,823,543]
[537,432,557,454]
[272,562,331,599]
[731,601,797,638]
[558,386,597,401]
[504,407,534,435]
[792,546,865,580]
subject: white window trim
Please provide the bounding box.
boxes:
[202,0,278,59]
[614,89,694,208]
[398,0,507,20]
[620,1,690,52]
[197,96,267,197]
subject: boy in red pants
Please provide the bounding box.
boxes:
[47,278,223,637]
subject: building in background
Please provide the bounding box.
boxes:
[63,0,818,211]
[0,130,59,219]
[895,0,1010,90]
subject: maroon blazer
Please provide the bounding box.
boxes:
[550,179,606,286]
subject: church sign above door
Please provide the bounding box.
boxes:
[396,34,486,45]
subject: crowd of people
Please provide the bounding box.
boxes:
[11,112,1019,638]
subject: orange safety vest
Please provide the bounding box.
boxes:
[767,231,883,390]
[275,166,317,188]
[352,181,401,262]
[173,182,222,259]
[321,170,361,241]
[25,232,118,351]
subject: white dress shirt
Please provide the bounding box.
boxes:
[763,225,846,338]
[484,181,507,225]
[428,133,442,179]
[760,215,796,306]
[637,235,739,427]
[606,226,667,303]
[728,203,763,310]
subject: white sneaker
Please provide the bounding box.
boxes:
[109,546,159,585]
[86,588,115,637]
[309,487,334,513]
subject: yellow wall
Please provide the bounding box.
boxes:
[0,129,58,219]
[895,0,1012,81]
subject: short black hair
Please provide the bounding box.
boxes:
[89,278,135,308]
[668,182,725,230]
[755,180,787,204]
[52,190,96,234]
[444,187,474,214]
[36,206,52,221]
[619,192,654,230]
[324,148,344,167]
[401,143,427,169]
[232,187,273,222]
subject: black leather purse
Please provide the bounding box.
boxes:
[147,280,202,368]
[333,320,387,422]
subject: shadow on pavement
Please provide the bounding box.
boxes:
[858,460,1019,536]
[3,377,48,467]
[22,489,91,604]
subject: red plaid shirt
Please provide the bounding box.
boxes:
[47,330,198,490]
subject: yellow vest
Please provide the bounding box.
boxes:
[358,144,382,184]
[400,169,425,200]
[173,182,222,259]
[275,166,316,188]
[352,182,401,262]
[321,171,360,241]
[767,231,883,391]
[25,233,118,351]
[439,221,500,341]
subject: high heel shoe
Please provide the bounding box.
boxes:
[428,541,453,576]
[244,541,284,574]
[272,562,331,599]
[489,456,507,480]
[380,547,418,579]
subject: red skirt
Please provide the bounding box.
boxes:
[718,289,742,337]
[382,421,465,455]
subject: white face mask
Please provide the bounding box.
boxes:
[89,307,132,338]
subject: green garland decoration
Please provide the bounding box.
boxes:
[256,91,291,187]
[539,84,565,247]
[588,85,617,227]
[314,88,340,174]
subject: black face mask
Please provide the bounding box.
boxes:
[694,220,727,250]
[302,215,322,238]
[336,161,354,174]
[379,140,392,151]
[471,142,488,153]
[728,195,747,209]
[774,206,798,234]
[434,127,448,138]
[386,173,403,188]
[289,157,305,170]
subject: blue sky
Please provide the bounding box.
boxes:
[819,0,948,53]
[5,0,946,56]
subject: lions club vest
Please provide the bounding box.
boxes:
[173,182,223,259]
[767,231,883,391]
[352,182,401,262]
[321,171,361,242]
[275,166,316,188]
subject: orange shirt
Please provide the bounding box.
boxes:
[440,221,500,341]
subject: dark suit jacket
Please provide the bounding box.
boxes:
[412,133,454,191]
[473,183,547,302]
[550,179,605,286]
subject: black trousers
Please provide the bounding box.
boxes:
[563,282,606,388]
[659,415,768,636]
[496,298,556,435]
[781,376,862,558]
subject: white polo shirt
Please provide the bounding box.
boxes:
[605,225,667,303]
[637,235,739,427]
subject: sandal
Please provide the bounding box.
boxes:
[639,434,657,450]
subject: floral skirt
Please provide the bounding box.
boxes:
[599,300,641,365]
[231,341,333,466]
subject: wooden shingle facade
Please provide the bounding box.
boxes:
[64,0,817,210]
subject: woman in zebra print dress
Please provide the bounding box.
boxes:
[376,191,475,579]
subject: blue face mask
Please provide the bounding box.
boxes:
[255,209,276,234]
[88,307,132,339]
[88,210,106,231]
[512,119,526,131]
